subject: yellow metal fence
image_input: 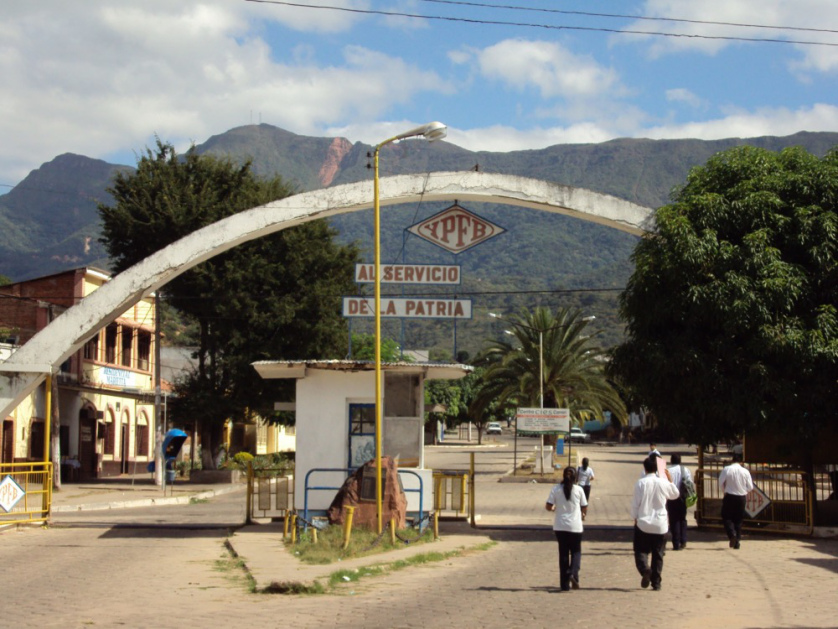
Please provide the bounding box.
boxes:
[0,462,53,527]
[433,470,470,517]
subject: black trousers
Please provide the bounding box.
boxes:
[722,493,747,542]
[554,530,583,590]
[633,526,666,587]
[666,498,687,549]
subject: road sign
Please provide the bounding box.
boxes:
[516,408,570,433]
[407,203,506,254]
[744,484,771,519]
[0,475,25,513]
[354,263,461,285]
[343,296,473,319]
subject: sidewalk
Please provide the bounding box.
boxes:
[50,474,244,512]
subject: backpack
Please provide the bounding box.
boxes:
[679,465,697,508]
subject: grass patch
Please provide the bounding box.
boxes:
[215,540,257,593]
[289,522,434,565]
[190,496,210,504]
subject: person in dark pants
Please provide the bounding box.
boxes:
[718,457,754,549]
[666,454,692,550]
[576,457,595,501]
[631,455,680,590]
[546,466,588,591]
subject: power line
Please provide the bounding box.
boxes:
[244,0,838,47]
[418,0,838,37]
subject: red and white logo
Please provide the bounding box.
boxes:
[407,204,505,254]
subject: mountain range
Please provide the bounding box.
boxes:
[2,126,837,355]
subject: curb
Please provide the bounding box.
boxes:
[52,485,243,512]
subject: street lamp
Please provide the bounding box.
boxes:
[373,122,447,534]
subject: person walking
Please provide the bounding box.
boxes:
[631,455,680,590]
[576,457,595,500]
[546,466,588,592]
[666,454,692,550]
[718,456,754,549]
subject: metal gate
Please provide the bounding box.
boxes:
[695,463,813,535]
[0,462,53,527]
[433,470,472,520]
[246,464,294,523]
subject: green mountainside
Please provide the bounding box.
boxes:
[2,126,836,356]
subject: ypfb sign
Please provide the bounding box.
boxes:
[343,297,472,319]
[407,203,505,254]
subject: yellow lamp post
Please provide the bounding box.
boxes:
[373,121,447,533]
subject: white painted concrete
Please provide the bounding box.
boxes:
[0,171,654,419]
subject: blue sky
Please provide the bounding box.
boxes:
[2,0,837,189]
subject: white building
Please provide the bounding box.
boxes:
[252,359,470,518]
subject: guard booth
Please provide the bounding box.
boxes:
[252,360,470,522]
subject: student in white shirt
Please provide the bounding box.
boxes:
[718,457,754,549]
[546,466,588,592]
[631,455,680,590]
[666,454,692,550]
[576,458,595,500]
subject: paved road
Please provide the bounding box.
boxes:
[3,442,838,628]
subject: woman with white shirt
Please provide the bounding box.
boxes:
[546,466,588,591]
[576,457,595,500]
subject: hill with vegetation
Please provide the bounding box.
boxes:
[2,126,836,356]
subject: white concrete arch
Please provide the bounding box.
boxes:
[0,171,654,417]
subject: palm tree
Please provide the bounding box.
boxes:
[472,306,626,427]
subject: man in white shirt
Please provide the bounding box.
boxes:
[718,457,754,549]
[631,455,681,590]
[666,454,692,551]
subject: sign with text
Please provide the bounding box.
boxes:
[0,475,25,513]
[407,203,506,254]
[355,264,461,285]
[516,408,570,434]
[101,367,137,388]
[343,297,473,319]
[744,484,771,519]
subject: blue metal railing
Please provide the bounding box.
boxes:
[303,467,425,527]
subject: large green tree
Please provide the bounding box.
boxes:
[99,141,360,467]
[473,306,626,426]
[611,145,838,469]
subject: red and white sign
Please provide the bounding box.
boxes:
[516,408,570,433]
[355,264,461,285]
[343,297,472,319]
[407,204,505,254]
[744,484,771,519]
[0,475,25,513]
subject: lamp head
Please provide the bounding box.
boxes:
[393,121,448,142]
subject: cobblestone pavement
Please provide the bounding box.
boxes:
[2,443,837,628]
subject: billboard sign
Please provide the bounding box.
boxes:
[407,203,506,254]
[516,408,570,434]
[343,297,473,319]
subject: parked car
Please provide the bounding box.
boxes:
[486,421,503,435]
[566,427,590,443]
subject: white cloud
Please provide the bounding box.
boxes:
[643,103,838,140]
[623,0,838,72]
[0,1,449,185]
[474,39,619,98]
[666,88,705,108]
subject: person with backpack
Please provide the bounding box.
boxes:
[546,466,588,591]
[576,457,595,500]
[666,454,693,551]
